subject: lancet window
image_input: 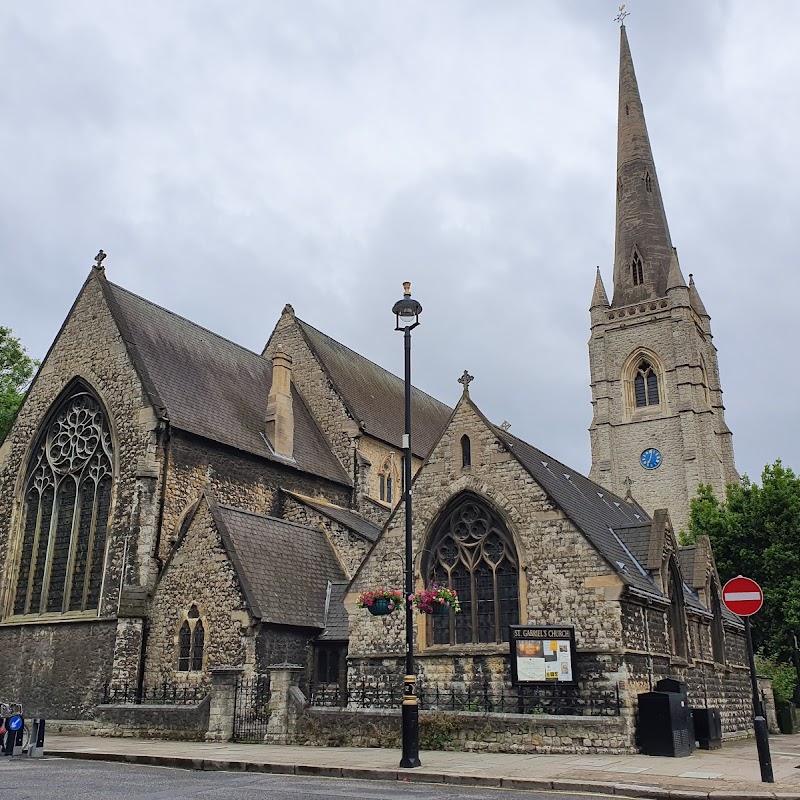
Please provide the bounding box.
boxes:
[378,454,397,505]
[634,360,660,407]
[667,559,689,660]
[178,605,205,671]
[425,494,519,646]
[12,386,114,616]
[631,250,644,286]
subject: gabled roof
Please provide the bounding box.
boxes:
[99,277,350,487]
[295,317,452,458]
[211,504,347,627]
[284,491,381,543]
[494,427,662,598]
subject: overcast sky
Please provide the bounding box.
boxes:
[1,1,798,485]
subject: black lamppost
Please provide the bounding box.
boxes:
[392,281,422,770]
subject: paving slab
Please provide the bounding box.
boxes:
[41,732,800,800]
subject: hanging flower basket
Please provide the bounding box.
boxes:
[410,584,461,615]
[357,589,404,616]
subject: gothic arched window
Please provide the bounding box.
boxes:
[631,250,644,286]
[710,582,726,663]
[461,435,471,468]
[178,604,205,671]
[425,494,519,646]
[12,386,114,616]
[667,559,689,660]
[634,361,660,407]
[378,454,397,505]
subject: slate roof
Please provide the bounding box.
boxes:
[100,278,350,487]
[494,427,663,598]
[285,492,381,543]
[318,581,349,641]
[296,317,452,458]
[212,504,347,627]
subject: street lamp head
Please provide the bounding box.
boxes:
[392,281,422,331]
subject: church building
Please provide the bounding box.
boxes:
[0,25,751,750]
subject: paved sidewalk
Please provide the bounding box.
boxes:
[41,732,800,800]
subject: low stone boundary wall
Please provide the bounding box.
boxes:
[295,705,634,754]
[93,695,210,740]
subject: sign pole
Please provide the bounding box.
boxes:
[722,575,773,784]
[744,610,773,783]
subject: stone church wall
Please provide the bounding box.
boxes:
[160,432,351,562]
[0,619,116,719]
[0,274,160,715]
[620,599,751,736]
[143,500,251,689]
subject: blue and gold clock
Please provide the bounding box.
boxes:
[640,448,662,470]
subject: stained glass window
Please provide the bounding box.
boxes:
[12,388,114,616]
[427,493,519,645]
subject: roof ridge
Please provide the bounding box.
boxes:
[107,281,267,363]
[215,503,321,533]
[296,315,451,412]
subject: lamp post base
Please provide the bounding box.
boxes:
[400,701,421,768]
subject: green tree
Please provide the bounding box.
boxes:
[687,462,800,663]
[0,326,38,442]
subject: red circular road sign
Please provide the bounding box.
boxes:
[722,575,763,617]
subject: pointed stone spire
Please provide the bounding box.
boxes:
[612,25,675,308]
[591,266,610,309]
[688,274,709,318]
[666,247,687,291]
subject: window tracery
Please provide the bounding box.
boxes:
[12,388,114,616]
[425,494,519,646]
[178,604,205,671]
[634,360,660,407]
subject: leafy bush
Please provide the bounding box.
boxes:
[756,654,798,704]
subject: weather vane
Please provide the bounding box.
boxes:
[94,249,106,269]
[615,5,630,25]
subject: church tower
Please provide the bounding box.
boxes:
[588,24,738,533]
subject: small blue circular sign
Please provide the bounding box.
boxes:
[8,715,23,731]
[640,448,662,470]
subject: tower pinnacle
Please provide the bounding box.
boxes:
[612,25,674,307]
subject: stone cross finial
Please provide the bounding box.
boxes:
[622,475,634,500]
[94,249,106,269]
[458,370,474,395]
[615,4,629,25]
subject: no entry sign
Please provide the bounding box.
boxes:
[722,575,763,617]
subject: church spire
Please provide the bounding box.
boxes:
[612,25,674,308]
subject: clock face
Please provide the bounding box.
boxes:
[640,448,662,470]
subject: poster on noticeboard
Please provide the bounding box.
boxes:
[509,625,576,685]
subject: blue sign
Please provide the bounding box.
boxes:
[8,715,23,731]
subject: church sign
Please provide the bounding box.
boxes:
[509,625,576,685]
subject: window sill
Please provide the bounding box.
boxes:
[418,643,510,658]
[0,611,114,627]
